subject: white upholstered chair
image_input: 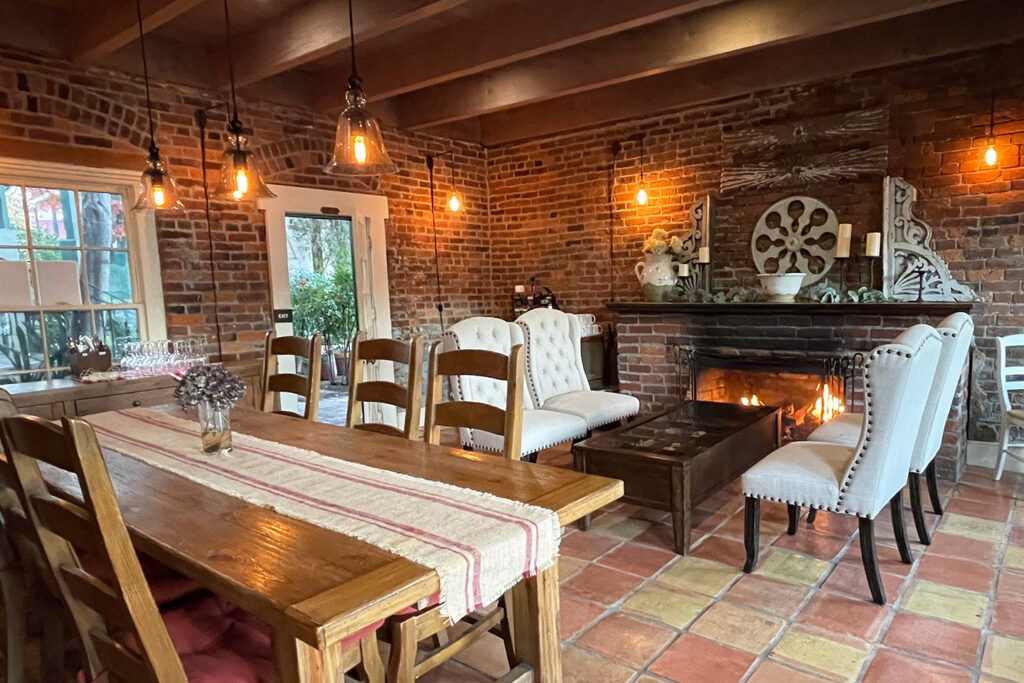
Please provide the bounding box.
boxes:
[742,325,942,605]
[996,333,1024,480]
[807,313,974,543]
[441,317,589,460]
[515,308,639,429]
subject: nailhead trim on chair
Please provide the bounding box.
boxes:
[518,322,543,409]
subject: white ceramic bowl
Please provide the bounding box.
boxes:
[757,273,806,302]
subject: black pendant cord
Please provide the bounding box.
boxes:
[608,142,621,302]
[347,0,359,85]
[134,0,157,150]
[426,155,445,331]
[639,136,645,185]
[195,107,226,360]
[222,0,240,124]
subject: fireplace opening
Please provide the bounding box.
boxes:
[687,348,854,443]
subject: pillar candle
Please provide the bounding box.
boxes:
[865,232,881,257]
[514,284,526,293]
[677,262,690,277]
[697,247,710,264]
[835,224,852,258]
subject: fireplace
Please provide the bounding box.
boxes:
[687,347,857,442]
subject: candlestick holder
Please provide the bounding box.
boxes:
[834,255,849,294]
[866,255,880,291]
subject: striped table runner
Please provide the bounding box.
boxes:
[85,408,560,623]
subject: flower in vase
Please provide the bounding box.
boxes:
[174,364,247,411]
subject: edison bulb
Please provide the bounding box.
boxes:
[636,187,648,205]
[234,168,250,195]
[353,135,368,164]
[150,185,166,208]
[448,192,461,212]
[985,144,998,166]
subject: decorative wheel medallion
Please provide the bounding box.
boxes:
[751,196,839,285]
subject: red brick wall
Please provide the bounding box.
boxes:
[487,43,1024,440]
[0,48,494,360]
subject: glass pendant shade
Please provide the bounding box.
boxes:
[212,131,275,201]
[133,147,184,213]
[325,80,397,176]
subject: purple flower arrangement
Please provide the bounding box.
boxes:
[174,364,247,411]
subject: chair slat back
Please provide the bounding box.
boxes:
[998,334,1024,410]
[424,343,525,460]
[261,330,323,421]
[347,331,424,440]
[0,415,187,683]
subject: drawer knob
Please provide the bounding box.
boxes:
[132,400,142,407]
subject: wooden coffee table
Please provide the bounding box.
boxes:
[572,401,780,555]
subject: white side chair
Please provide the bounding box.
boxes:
[742,325,942,605]
[807,313,974,543]
[996,334,1024,480]
[515,308,640,429]
[442,317,589,461]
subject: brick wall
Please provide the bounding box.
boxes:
[487,42,1024,441]
[0,47,494,360]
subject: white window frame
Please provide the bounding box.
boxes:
[0,157,167,381]
[259,185,392,419]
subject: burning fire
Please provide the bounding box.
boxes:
[810,384,845,422]
[740,394,764,406]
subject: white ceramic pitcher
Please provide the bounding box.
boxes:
[635,253,677,287]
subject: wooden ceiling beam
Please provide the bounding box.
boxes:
[70,0,206,63]
[218,0,472,89]
[389,0,969,130]
[314,0,733,111]
[475,0,1024,146]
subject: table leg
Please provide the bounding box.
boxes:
[274,630,327,683]
[670,465,691,555]
[510,563,561,683]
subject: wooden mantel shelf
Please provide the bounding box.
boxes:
[605,301,975,315]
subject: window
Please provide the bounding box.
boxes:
[0,160,166,384]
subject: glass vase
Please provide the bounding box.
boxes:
[198,401,232,455]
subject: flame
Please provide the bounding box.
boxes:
[810,384,845,422]
[740,394,764,406]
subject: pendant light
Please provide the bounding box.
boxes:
[447,159,462,212]
[131,0,184,213]
[636,136,648,206]
[985,89,998,167]
[211,0,275,201]
[324,0,397,176]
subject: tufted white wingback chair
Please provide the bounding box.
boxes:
[742,324,942,605]
[515,309,639,429]
[442,317,588,459]
[807,313,973,543]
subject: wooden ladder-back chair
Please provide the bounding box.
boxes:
[0,414,191,682]
[386,343,526,681]
[0,389,31,683]
[261,330,323,421]
[424,343,525,460]
[347,331,424,439]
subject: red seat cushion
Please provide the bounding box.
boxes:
[78,551,205,607]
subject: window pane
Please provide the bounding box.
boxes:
[0,252,36,306]
[32,250,85,306]
[25,187,79,248]
[81,192,127,249]
[0,312,43,373]
[0,185,27,248]
[96,309,139,361]
[83,250,132,304]
[44,310,93,369]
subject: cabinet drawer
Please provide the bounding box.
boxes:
[75,387,176,416]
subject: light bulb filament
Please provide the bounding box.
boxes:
[234,168,250,195]
[448,192,461,212]
[353,135,368,164]
[985,144,998,166]
[636,187,648,205]
[151,185,166,208]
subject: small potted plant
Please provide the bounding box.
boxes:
[174,364,247,455]
[636,228,685,301]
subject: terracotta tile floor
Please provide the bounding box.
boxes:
[421,449,1024,683]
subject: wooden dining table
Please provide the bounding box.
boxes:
[42,405,623,683]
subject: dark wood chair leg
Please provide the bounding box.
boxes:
[858,517,886,605]
[908,473,931,545]
[572,447,591,531]
[743,496,760,573]
[925,461,943,515]
[806,509,818,525]
[787,504,799,535]
[890,490,914,564]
